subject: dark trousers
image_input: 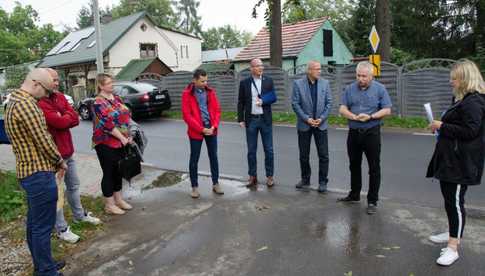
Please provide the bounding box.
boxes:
[246,116,274,177]
[347,126,381,204]
[189,135,219,187]
[297,128,329,185]
[440,181,468,239]
[20,171,59,276]
[95,144,124,197]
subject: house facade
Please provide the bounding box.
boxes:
[37,11,201,91]
[234,18,353,73]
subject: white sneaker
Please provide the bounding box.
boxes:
[57,226,80,244]
[436,247,459,266]
[75,212,102,225]
[429,232,449,243]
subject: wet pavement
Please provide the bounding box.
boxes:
[71,120,485,209]
[64,175,485,276]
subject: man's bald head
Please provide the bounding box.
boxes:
[22,68,54,99]
[250,58,264,78]
[46,68,60,91]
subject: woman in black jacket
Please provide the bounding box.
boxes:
[427,59,485,266]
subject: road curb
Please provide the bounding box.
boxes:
[142,162,485,217]
[160,118,429,135]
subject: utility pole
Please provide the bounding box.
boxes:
[92,0,104,73]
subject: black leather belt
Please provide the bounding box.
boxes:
[250,114,264,118]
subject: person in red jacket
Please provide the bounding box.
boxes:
[38,68,101,244]
[182,69,224,198]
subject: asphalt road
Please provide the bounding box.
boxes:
[72,118,485,208]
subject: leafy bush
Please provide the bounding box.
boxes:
[0,170,25,223]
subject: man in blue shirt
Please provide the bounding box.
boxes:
[338,61,392,215]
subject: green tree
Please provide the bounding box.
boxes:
[111,0,179,28]
[282,0,354,26]
[0,3,63,67]
[202,25,253,50]
[76,5,113,29]
[175,0,203,36]
[5,65,29,89]
[77,6,93,29]
[346,0,375,57]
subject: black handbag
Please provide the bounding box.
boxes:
[118,144,142,182]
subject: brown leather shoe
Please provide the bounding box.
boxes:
[212,184,224,195]
[246,176,257,188]
[266,176,274,188]
[191,188,200,199]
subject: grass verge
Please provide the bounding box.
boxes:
[0,170,107,274]
[164,111,429,129]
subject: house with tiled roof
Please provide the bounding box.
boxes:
[234,18,353,72]
[38,11,201,91]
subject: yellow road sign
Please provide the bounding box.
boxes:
[369,25,380,53]
[369,54,381,77]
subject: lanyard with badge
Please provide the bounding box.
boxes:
[251,77,262,97]
[251,77,263,107]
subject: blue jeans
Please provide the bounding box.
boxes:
[246,116,274,177]
[56,157,86,232]
[20,171,59,276]
[189,135,219,187]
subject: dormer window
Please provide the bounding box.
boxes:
[140,43,157,58]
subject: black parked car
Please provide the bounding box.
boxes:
[78,81,171,120]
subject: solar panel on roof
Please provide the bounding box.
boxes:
[46,27,95,55]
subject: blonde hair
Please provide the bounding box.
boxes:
[451,59,485,100]
[96,73,113,94]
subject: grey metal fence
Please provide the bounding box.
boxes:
[140,59,459,118]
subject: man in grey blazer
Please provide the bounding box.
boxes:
[291,61,332,192]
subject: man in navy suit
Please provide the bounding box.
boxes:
[238,58,277,188]
[291,61,333,193]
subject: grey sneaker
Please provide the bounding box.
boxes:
[74,212,102,225]
[367,203,377,215]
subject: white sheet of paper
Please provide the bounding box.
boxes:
[424,103,434,123]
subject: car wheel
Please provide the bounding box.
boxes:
[79,105,91,120]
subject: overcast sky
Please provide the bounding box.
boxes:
[0,0,267,34]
